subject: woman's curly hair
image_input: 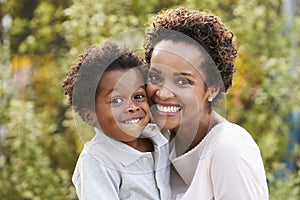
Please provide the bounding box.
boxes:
[144,6,237,96]
[62,41,144,116]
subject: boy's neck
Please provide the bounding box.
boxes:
[123,138,154,152]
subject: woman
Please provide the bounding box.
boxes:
[144,6,269,199]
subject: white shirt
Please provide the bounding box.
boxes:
[170,121,269,200]
[72,123,171,200]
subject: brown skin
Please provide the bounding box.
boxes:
[62,41,146,116]
[147,40,222,155]
[144,7,237,103]
[84,68,153,152]
[62,41,153,152]
[144,7,236,155]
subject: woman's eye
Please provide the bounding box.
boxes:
[148,73,161,83]
[177,77,191,85]
[111,97,122,104]
[134,93,146,100]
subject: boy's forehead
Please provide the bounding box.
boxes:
[98,68,144,94]
[114,69,144,89]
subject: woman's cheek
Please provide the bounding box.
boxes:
[146,83,156,97]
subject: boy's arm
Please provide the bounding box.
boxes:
[72,154,121,199]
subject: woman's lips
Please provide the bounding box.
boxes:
[156,104,182,113]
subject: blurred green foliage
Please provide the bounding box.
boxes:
[0,0,299,199]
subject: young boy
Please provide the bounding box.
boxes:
[62,41,170,200]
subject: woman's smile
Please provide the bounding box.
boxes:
[156,104,182,113]
[147,40,211,130]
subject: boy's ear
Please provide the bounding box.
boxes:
[81,109,97,125]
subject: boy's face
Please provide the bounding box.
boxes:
[95,68,150,142]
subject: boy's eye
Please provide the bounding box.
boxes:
[177,77,191,85]
[111,97,123,104]
[148,73,162,83]
[134,93,146,100]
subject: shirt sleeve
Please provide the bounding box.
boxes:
[72,153,121,200]
[210,130,269,200]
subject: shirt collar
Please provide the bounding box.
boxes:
[169,122,226,185]
[93,124,168,167]
[140,123,169,148]
[170,142,201,185]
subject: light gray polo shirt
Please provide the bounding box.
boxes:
[72,123,171,200]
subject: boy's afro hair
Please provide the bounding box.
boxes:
[62,40,144,113]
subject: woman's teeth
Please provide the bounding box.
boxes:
[157,104,181,113]
[124,118,140,124]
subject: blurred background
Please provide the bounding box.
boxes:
[0,0,299,199]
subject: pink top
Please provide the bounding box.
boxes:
[170,121,269,200]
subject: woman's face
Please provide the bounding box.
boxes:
[147,40,212,131]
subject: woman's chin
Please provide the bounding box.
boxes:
[154,115,180,130]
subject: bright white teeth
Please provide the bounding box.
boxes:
[125,118,140,124]
[156,104,181,113]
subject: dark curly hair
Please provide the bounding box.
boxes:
[62,40,145,117]
[144,6,237,99]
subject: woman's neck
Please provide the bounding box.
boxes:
[173,111,224,156]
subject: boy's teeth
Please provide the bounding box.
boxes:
[157,104,181,113]
[125,118,140,124]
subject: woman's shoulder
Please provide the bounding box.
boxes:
[210,121,261,158]
[217,121,256,144]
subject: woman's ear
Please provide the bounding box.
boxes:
[207,86,220,101]
[81,109,97,125]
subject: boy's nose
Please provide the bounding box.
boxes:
[127,102,140,112]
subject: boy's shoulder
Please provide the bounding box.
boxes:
[142,123,169,147]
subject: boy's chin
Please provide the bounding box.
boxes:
[120,126,145,138]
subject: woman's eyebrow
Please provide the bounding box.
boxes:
[173,72,194,77]
[149,67,161,74]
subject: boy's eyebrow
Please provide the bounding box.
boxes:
[101,88,114,97]
[105,89,114,96]
[136,85,146,90]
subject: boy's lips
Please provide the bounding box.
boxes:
[124,117,142,124]
[122,114,145,124]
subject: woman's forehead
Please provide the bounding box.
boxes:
[152,41,208,72]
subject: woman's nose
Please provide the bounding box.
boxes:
[155,85,174,100]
